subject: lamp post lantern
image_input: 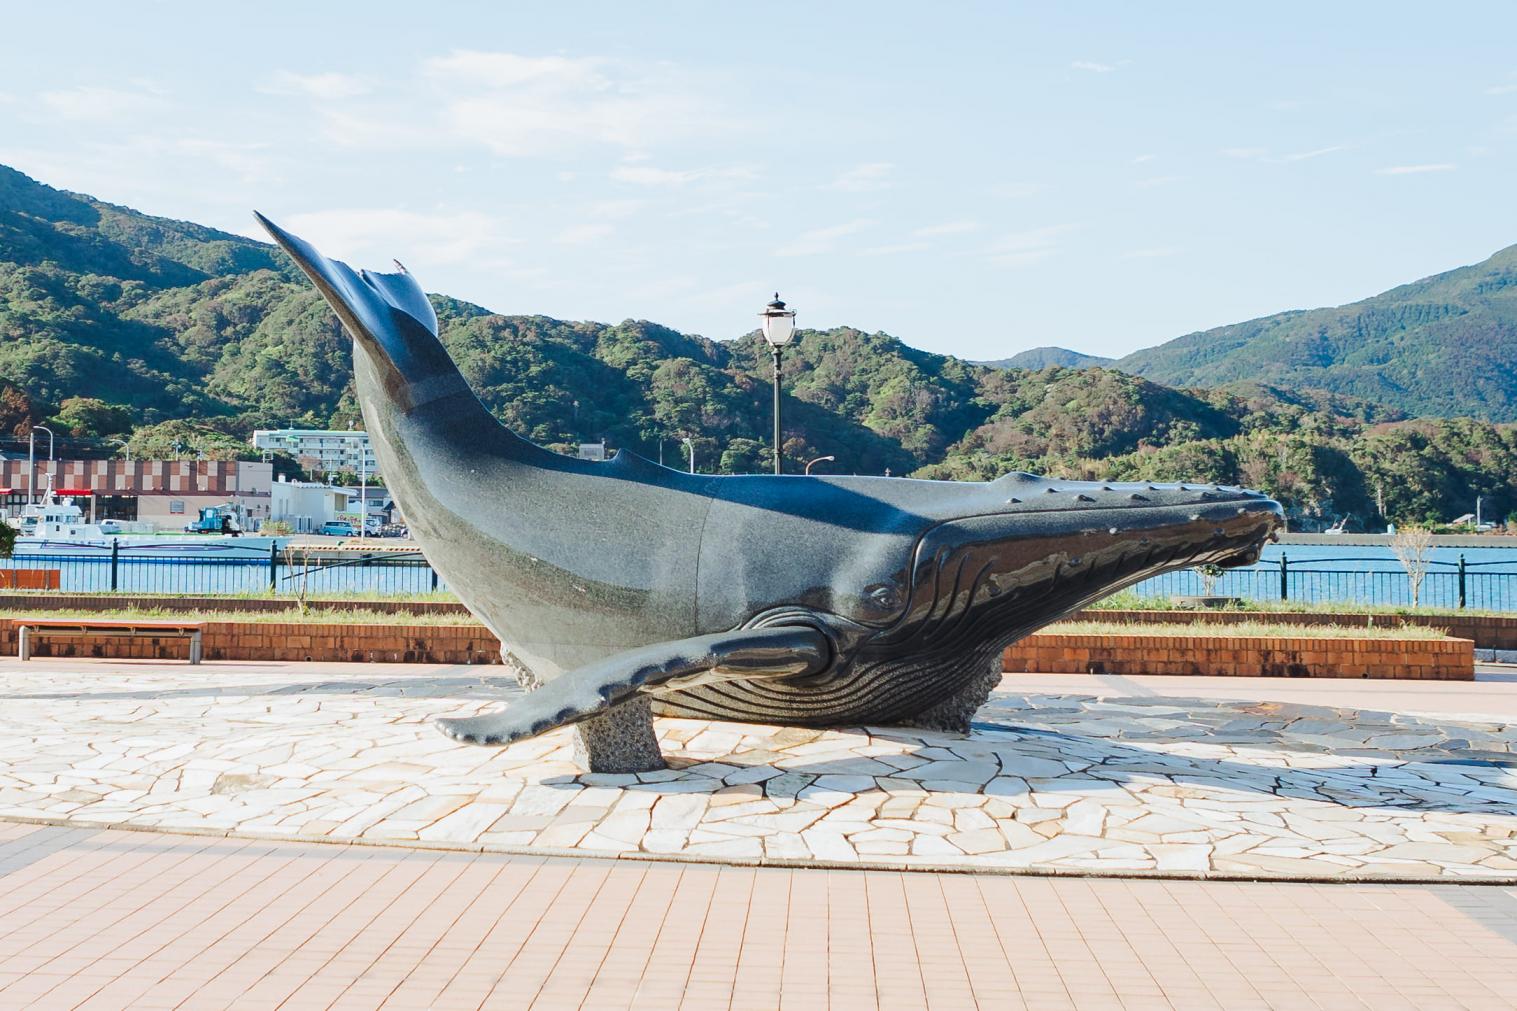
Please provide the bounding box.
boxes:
[804,454,835,475]
[759,293,797,475]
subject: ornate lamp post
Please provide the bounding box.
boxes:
[759,293,797,475]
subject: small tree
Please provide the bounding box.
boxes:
[0,520,14,559]
[1193,563,1225,596]
[1390,525,1436,608]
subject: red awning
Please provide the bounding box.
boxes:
[0,488,13,495]
[54,488,96,496]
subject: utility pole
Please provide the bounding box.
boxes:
[358,433,368,542]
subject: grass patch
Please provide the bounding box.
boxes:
[0,606,483,627]
[1090,589,1511,619]
[1044,619,1451,639]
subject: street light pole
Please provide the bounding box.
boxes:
[681,437,696,474]
[771,348,782,474]
[29,425,55,503]
[804,455,835,475]
[759,294,797,475]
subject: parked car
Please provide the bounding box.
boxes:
[320,521,357,537]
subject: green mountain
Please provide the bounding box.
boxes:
[1116,244,1517,420]
[977,346,1112,370]
[2,162,1516,528]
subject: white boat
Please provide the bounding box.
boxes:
[6,487,284,556]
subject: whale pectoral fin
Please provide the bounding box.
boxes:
[437,626,832,747]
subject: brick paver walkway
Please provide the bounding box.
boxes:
[1,820,1515,1009]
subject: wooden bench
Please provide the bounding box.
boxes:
[11,618,205,664]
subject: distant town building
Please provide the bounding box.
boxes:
[0,459,273,529]
[270,476,352,533]
[251,428,378,478]
[339,485,396,529]
[577,442,607,461]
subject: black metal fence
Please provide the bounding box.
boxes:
[1129,554,1517,611]
[0,544,445,597]
[3,547,1517,611]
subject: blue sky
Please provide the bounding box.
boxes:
[3,2,1515,360]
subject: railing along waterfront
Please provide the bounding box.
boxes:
[0,543,445,597]
[2,547,1517,610]
[1129,554,1517,611]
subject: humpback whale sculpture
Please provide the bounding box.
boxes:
[256,213,1284,772]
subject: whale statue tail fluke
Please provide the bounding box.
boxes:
[255,211,474,413]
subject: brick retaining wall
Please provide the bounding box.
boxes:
[0,621,500,665]
[1005,633,1473,680]
[0,616,1472,680]
[2,594,1513,648]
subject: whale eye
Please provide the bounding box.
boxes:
[865,583,900,610]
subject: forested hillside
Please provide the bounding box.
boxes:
[1116,243,1517,420]
[2,163,1516,530]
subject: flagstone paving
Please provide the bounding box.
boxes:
[0,659,1514,880]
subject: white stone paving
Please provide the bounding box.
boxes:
[0,661,1514,879]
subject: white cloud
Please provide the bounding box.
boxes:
[261,71,370,100]
[173,138,277,183]
[40,85,161,122]
[1486,77,1517,96]
[1374,163,1456,175]
[828,162,893,192]
[611,165,702,186]
[861,242,931,256]
[986,224,1075,267]
[990,181,1042,199]
[775,219,875,257]
[420,50,707,155]
[283,208,503,265]
[1281,144,1345,162]
[1131,153,1157,164]
[556,223,614,245]
[1071,60,1117,73]
[913,220,981,237]
[587,199,645,219]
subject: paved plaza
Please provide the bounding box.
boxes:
[2,658,1517,1007]
[0,660,1513,880]
[1,821,1516,1009]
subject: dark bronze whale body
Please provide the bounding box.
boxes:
[257,214,1284,771]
